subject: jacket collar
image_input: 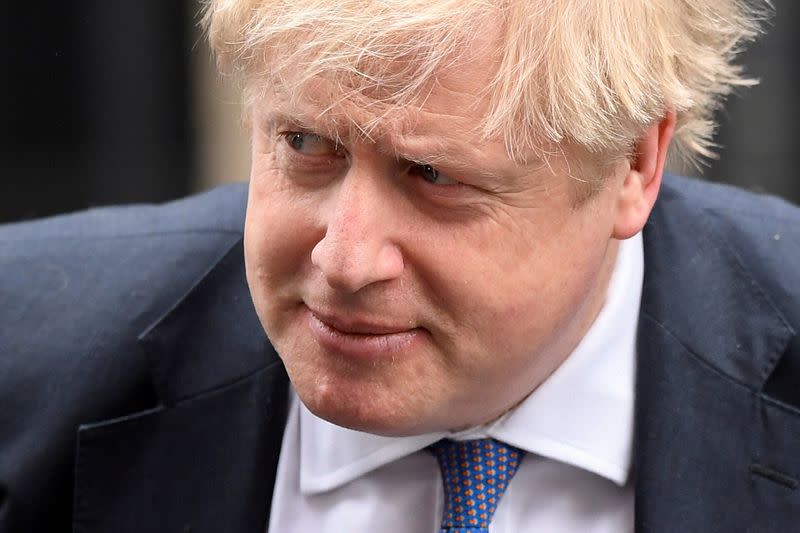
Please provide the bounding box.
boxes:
[73,238,289,533]
[634,176,797,531]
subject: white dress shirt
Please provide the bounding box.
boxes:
[269,233,643,532]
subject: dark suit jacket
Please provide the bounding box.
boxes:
[1,175,799,532]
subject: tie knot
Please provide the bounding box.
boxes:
[429,438,524,532]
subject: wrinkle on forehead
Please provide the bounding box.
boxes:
[260,92,418,149]
[257,72,563,184]
[248,15,505,142]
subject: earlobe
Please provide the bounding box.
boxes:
[612,110,677,239]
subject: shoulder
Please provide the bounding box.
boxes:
[659,174,800,228]
[0,183,249,336]
[655,175,800,319]
[0,182,248,242]
[0,183,248,288]
[0,183,249,359]
[0,180,249,359]
[646,175,800,390]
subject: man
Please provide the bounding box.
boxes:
[1,0,798,531]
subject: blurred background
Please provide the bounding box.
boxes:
[1,1,797,223]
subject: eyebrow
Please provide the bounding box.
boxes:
[388,141,505,182]
[261,109,507,182]
[261,110,318,134]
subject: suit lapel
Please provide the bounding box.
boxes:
[73,239,289,533]
[634,180,799,532]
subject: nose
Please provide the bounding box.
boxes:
[311,174,404,293]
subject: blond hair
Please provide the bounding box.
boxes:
[203,0,767,169]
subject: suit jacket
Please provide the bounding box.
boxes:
[1,175,798,532]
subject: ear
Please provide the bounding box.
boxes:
[612,110,676,239]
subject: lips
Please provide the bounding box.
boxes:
[305,306,423,360]
[309,308,413,335]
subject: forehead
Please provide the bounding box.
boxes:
[248,10,509,135]
[259,90,476,151]
[252,49,520,176]
[256,29,500,136]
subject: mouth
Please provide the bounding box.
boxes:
[309,307,416,335]
[305,306,423,360]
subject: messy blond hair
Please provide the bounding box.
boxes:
[203,0,767,168]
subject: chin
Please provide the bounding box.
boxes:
[276,324,448,436]
[291,368,440,437]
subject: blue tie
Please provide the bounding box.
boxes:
[429,438,524,533]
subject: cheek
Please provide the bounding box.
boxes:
[244,168,322,320]
[428,208,609,361]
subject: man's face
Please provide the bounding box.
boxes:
[244,50,628,436]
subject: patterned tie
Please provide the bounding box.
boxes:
[429,438,524,532]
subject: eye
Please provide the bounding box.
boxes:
[409,163,459,186]
[283,132,341,157]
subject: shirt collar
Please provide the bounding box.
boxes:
[299,233,643,494]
